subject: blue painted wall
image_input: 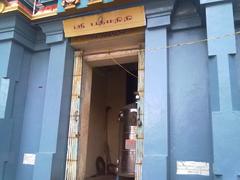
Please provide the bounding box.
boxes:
[208,29,240,180]
[231,29,240,111]
[0,0,240,180]
[16,50,50,180]
[201,1,240,180]
[168,28,213,180]
[5,46,32,180]
[143,1,214,180]
[0,39,32,180]
[32,21,74,180]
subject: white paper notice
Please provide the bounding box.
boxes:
[0,78,10,119]
[23,153,36,165]
[177,161,210,176]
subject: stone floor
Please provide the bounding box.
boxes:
[86,176,134,180]
[86,175,115,180]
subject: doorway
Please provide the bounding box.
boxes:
[65,29,145,180]
[85,63,137,180]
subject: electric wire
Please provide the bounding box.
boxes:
[108,31,240,79]
[144,31,240,52]
[109,54,138,79]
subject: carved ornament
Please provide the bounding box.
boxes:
[62,0,80,9]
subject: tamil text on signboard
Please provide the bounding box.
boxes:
[63,6,146,37]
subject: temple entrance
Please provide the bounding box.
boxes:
[65,29,145,180]
[85,63,137,180]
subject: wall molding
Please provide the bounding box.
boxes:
[145,0,175,28]
[0,13,50,51]
[39,20,64,44]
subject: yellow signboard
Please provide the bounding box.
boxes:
[63,6,146,38]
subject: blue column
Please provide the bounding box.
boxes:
[143,2,173,180]
[201,1,240,179]
[0,40,23,180]
[0,14,35,180]
[32,21,74,180]
[143,1,214,180]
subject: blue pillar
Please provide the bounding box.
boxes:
[143,2,173,179]
[0,40,23,180]
[0,14,35,180]
[143,1,214,180]
[201,1,240,179]
[32,21,74,180]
